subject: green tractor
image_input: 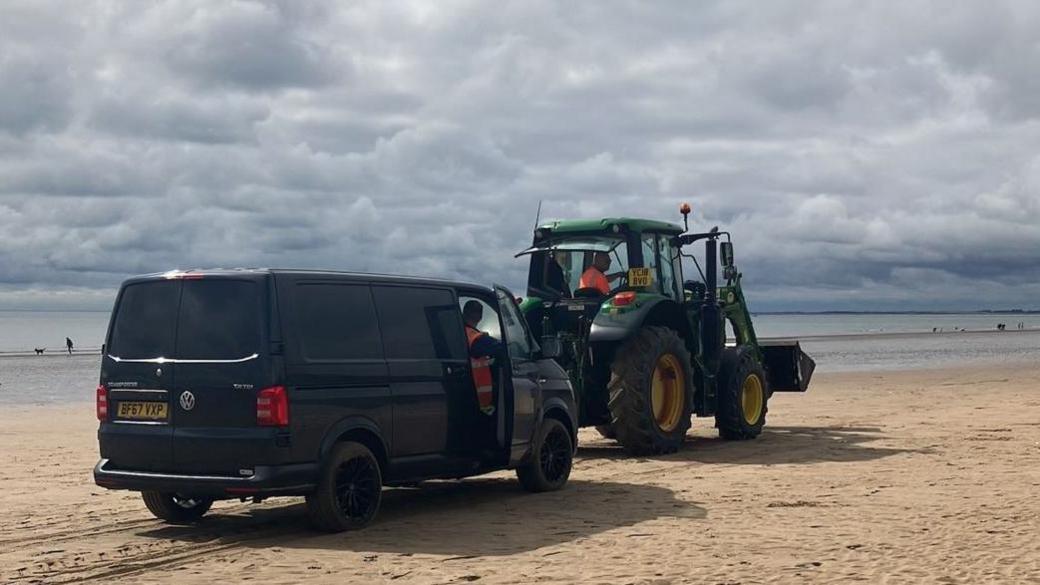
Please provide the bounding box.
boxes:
[517,205,815,455]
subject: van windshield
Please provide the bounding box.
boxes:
[108,279,261,360]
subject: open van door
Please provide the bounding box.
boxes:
[494,285,542,466]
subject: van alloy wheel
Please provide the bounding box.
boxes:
[142,491,213,524]
[171,494,207,510]
[539,424,572,483]
[335,457,380,520]
[517,418,573,492]
[307,442,383,532]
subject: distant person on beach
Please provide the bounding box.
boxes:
[66,337,73,356]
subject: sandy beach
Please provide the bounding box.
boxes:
[2,363,1039,584]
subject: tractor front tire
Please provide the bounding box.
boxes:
[594,424,616,440]
[607,327,693,456]
[716,346,769,440]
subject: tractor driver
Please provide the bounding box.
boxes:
[579,252,623,295]
[463,300,503,416]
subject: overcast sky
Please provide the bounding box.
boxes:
[2,1,1039,312]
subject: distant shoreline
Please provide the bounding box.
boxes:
[2,325,1038,357]
[762,327,1040,343]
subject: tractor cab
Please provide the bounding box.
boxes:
[519,219,685,301]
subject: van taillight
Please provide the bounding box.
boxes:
[257,386,289,427]
[96,385,108,421]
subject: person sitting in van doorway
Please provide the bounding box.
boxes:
[579,252,622,295]
[462,300,503,416]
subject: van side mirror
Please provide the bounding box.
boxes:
[720,242,734,268]
[539,335,563,359]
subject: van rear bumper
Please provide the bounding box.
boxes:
[93,459,318,498]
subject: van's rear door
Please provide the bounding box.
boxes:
[100,280,180,472]
[169,277,272,474]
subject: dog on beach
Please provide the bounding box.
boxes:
[34,348,46,355]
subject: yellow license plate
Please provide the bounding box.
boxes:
[628,267,653,288]
[116,401,168,421]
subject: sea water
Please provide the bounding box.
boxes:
[0,310,110,353]
[0,311,1038,405]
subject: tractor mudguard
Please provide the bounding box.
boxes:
[760,340,816,392]
[588,296,680,342]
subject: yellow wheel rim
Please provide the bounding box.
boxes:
[651,353,686,433]
[741,373,764,425]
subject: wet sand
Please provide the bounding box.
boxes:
[2,364,1039,584]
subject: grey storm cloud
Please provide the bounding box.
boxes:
[1,0,1040,311]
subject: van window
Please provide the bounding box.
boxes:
[292,284,382,361]
[108,279,261,360]
[458,296,501,340]
[108,281,179,359]
[496,288,534,360]
[374,286,466,361]
[176,280,261,359]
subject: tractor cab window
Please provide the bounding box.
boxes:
[636,232,682,299]
[640,233,659,285]
[523,236,629,298]
[658,235,682,299]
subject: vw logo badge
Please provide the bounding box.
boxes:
[179,391,196,411]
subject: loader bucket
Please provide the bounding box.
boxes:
[760,340,815,392]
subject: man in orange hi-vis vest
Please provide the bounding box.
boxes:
[579,252,622,295]
[462,301,503,415]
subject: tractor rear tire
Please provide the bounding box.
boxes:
[607,327,693,456]
[594,424,616,440]
[716,346,769,440]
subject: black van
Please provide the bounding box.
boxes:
[93,269,577,531]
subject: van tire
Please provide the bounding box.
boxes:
[517,418,573,492]
[306,442,383,532]
[141,492,212,524]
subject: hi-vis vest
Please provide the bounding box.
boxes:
[465,326,494,409]
[579,266,610,294]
